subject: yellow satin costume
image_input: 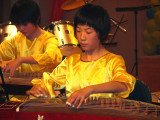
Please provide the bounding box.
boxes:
[0,31,62,72]
[32,52,136,98]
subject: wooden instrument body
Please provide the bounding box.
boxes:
[0,71,43,95]
[0,72,43,86]
[0,98,159,120]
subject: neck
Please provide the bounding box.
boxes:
[27,26,44,41]
[82,45,109,61]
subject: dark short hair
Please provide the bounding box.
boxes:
[9,0,40,26]
[74,4,111,43]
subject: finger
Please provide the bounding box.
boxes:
[3,66,10,74]
[30,90,43,98]
[38,88,48,98]
[76,98,84,109]
[26,90,38,97]
[34,87,49,98]
[73,96,80,105]
[9,68,15,77]
[66,95,75,106]
[2,65,7,73]
[73,96,83,107]
[10,68,14,76]
[26,90,30,95]
[66,94,73,103]
[34,89,44,97]
[28,86,47,98]
[66,101,72,106]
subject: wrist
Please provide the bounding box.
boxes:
[17,57,24,64]
[86,86,94,94]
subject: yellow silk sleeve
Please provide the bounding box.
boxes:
[111,56,136,98]
[31,34,62,69]
[31,59,67,97]
[0,33,18,61]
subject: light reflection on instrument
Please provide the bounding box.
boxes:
[61,0,95,10]
[0,22,17,43]
[44,20,81,56]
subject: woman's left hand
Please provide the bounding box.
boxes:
[66,86,93,109]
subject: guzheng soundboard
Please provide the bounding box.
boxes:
[13,97,160,120]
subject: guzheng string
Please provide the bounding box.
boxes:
[18,97,160,112]
[3,71,43,78]
[16,98,67,112]
[84,98,160,111]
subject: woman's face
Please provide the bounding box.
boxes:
[76,24,101,52]
[16,23,36,37]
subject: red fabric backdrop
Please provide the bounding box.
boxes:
[50,0,66,22]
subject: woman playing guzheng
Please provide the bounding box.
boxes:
[0,0,62,77]
[27,4,136,109]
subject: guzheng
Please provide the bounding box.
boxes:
[0,71,43,96]
[13,97,160,120]
[0,72,43,86]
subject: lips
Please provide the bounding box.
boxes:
[81,43,88,47]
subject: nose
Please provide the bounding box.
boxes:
[80,31,86,41]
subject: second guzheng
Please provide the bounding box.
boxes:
[0,72,43,86]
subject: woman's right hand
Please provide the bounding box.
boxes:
[2,59,21,77]
[26,86,48,98]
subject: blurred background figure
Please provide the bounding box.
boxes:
[0,0,62,77]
